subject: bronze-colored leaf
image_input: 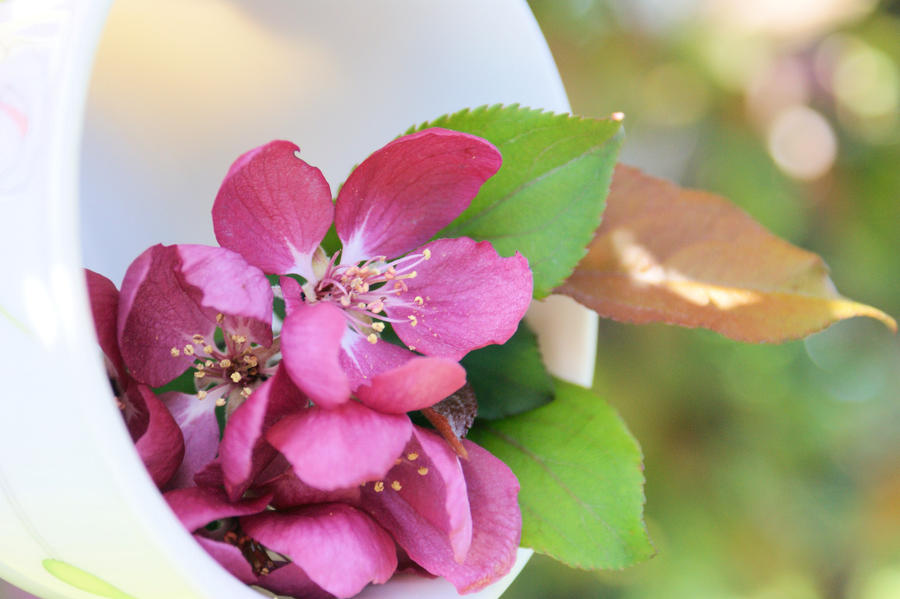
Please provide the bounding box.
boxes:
[557,165,896,342]
[421,384,478,459]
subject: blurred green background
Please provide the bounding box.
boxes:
[507,1,900,598]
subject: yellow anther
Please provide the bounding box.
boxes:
[196,363,205,370]
[358,302,367,310]
[372,322,385,333]
[422,248,431,260]
[374,481,385,493]
[340,296,351,307]
[219,359,232,368]
[215,396,227,407]
[184,344,195,356]
[408,315,418,327]
[417,467,429,476]
[408,345,416,351]
[192,334,205,344]
[216,313,224,323]
[407,271,417,279]
[367,333,378,344]
[194,371,206,379]
[391,480,402,491]
[243,355,258,367]
[230,372,242,383]
[241,387,252,398]
[203,345,215,355]
[197,390,208,400]
[414,296,424,305]
[368,300,384,313]
[407,452,419,461]
[170,347,181,357]
[205,359,214,367]
[230,334,247,344]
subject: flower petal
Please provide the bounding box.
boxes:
[162,391,221,490]
[356,357,466,414]
[242,504,397,598]
[361,427,472,564]
[118,244,272,386]
[389,237,532,360]
[176,244,273,346]
[194,535,332,598]
[339,329,417,390]
[266,401,412,491]
[258,470,361,510]
[130,386,185,489]
[164,486,271,532]
[335,129,501,264]
[279,275,306,315]
[219,367,308,501]
[362,433,521,593]
[213,140,333,279]
[281,302,351,408]
[84,269,126,381]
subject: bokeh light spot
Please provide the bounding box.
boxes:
[766,105,837,180]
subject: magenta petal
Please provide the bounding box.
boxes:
[356,357,465,414]
[219,367,308,500]
[361,427,472,564]
[279,275,305,315]
[176,244,273,346]
[164,486,271,532]
[213,140,333,279]
[335,129,501,263]
[266,401,412,491]
[365,435,521,593]
[339,330,417,390]
[130,386,185,488]
[118,245,210,386]
[84,269,126,380]
[242,504,397,598]
[161,391,221,490]
[281,302,350,408]
[390,237,532,360]
[118,244,273,386]
[259,470,361,510]
[196,534,331,598]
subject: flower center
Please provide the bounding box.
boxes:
[169,314,279,408]
[311,249,431,344]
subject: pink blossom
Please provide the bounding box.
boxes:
[212,129,533,401]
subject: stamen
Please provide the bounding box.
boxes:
[414,296,424,305]
[170,347,181,357]
[408,315,418,327]
[194,371,206,379]
[374,481,385,493]
[407,453,419,461]
[197,390,208,400]
[408,345,416,351]
[417,467,429,476]
[371,322,385,333]
[216,313,224,323]
[391,481,402,491]
[340,296,351,307]
[230,372,242,383]
[219,359,232,368]
[241,387,252,398]
[192,334,205,344]
[203,345,215,355]
[423,249,431,260]
[230,334,247,344]
[215,396,227,407]
[205,359,214,367]
[367,333,378,344]
[184,344,195,356]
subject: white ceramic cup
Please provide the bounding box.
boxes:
[0,1,597,598]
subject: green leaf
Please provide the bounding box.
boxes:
[462,321,554,420]
[468,379,654,570]
[153,367,196,395]
[408,105,624,298]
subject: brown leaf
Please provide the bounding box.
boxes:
[557,164,896,342]
[421,384,478,459]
